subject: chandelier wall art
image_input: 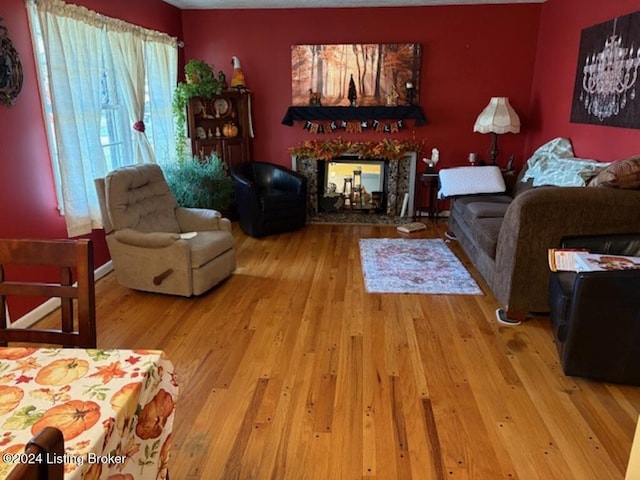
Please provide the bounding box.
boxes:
[570,10,640,129]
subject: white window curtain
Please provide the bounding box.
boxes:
[105,27,154,165]
[146,40,179,165]
[26,0,178,237]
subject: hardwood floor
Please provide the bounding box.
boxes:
[90,222,639,479]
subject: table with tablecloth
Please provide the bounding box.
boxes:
[0,347,178,479]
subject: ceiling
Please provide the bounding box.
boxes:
[162,0,544,9]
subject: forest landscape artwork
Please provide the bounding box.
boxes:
[291,43,422,107]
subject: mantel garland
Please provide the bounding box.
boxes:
[289,138,423,162]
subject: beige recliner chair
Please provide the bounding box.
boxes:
[95,164,236,296]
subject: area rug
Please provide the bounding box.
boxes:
[359,238,483,295]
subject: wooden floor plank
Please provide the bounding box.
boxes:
[35,222,640,479]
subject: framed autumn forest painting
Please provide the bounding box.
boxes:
[291,43,422,107]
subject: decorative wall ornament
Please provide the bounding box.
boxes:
[570,10,640,128]
[0,18,23,108]
[291,43,422,107]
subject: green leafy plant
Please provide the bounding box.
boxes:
[163,153,234,212]
[173,59,224,161]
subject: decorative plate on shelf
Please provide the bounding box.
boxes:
[212,97,232,118]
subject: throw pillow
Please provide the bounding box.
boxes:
[588,155,640,189]
[438,166,506,198]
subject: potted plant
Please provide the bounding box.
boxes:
[172,59,224,161]
[163,152,234,213]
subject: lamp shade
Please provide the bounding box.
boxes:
[473,97,521,134]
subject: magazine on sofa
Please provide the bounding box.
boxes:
[548,249,640,272]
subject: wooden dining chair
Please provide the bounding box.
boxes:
[5,427,64,480]
[0,239,97,348]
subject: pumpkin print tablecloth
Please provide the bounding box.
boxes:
[0,347,178,479]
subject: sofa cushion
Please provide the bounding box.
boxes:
[473,217,504,258]
[452,194,512,208]
[466,202,511,219]
[588,155,640,189]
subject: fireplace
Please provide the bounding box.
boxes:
[318,157,388,213]
[291,152,417,217]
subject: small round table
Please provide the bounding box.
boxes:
[414,172,439,221]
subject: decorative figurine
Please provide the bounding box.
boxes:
[230,56,248,92]
[423,147,440,172]
[309,89,322,106]
[405,81,415,106]
[218,70,228,90]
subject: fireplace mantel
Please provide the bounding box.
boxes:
[291,152,417,217]
[281,105,426,126]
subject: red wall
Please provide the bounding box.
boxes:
[528,0,640,161]
[181,5,541,170]
[0,0,182,318]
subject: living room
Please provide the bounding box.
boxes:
[1,0,640,478]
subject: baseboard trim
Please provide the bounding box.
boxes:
[9,260,114,329]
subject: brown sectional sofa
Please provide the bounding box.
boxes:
[448,166,640,319]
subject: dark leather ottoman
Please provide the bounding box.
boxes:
[549,233,640,385]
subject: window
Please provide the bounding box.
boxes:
[100,69,134,172]
[27,0,177,237]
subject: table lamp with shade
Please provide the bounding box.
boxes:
[473,97,520,165]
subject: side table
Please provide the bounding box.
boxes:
[413,172,439,221]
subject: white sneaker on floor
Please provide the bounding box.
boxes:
[444,231,457,240]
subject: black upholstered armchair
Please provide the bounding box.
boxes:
[231,161,307,237]
[549,233,640,385]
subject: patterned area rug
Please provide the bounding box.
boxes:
[359,238,483,295]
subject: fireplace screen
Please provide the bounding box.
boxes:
[320,158,386,212]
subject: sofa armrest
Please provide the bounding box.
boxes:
[113,229,180,248]
[492,187,640,313]
[176,207,228,232]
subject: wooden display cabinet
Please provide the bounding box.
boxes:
[187,91,253,169]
